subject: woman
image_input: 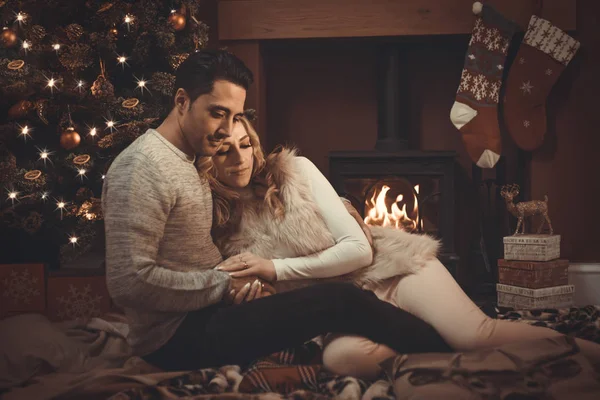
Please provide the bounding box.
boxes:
[198,117,600,379]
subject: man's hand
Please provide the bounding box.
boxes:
[223,275,276,305]
[340,197,374,249]
[216,252,277,282]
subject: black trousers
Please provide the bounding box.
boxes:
[143,282,451,371]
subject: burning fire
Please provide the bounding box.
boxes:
[364,184,422,232]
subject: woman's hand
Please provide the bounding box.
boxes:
[224,276,275,305]
[216,252,277,282]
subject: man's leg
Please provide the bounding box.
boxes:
[146,282,450,371]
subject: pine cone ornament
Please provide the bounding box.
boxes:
[65,23,85,42]
[169,53,189,70]
[91,73,114,99]
[98,132,118,149]
[22,211,43,234]
[59,44,93,70]
[77,198,103,221]
[29,25,46,44]
[151,72,175,96]
[156,30,176,49]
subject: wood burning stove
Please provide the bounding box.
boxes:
[329,45,459,275]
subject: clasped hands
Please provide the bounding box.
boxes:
[217,252,277,305]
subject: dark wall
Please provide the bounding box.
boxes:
[263,2,600,285]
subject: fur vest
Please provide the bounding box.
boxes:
[214,148,440,291]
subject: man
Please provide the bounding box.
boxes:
[102,49,450,372]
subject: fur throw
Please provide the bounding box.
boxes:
[214,148,440,291]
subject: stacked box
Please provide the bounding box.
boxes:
[497,259,568,289]
[496,284,574,309]
[498,234,573,309]
[503,234,561,261]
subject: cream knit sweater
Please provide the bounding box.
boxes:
[102,129,229,355]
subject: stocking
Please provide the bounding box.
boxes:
[503,15,580,151]
[450,3,518,168]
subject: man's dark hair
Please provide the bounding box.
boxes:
[173,49,254,106]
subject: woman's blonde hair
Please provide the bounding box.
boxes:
[196,116,285,233]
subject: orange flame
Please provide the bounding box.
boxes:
[364,184,420,231]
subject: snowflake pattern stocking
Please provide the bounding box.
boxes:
[503,15,580,151]
[450,4,519,168]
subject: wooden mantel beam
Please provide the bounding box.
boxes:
[218,0,576,41]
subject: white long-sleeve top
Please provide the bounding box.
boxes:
[272,157,373,281]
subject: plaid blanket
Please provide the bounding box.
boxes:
[110,305,600,400]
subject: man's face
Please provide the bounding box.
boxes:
[179,80,247,157]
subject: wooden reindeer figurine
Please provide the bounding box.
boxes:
[500,184,554,236]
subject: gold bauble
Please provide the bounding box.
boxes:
[1,27,17,47]
[60,127,81,150]
[168,12,186,31]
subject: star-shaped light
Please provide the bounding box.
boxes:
[134,75,150,95]
[101,174,106,180]
[45,75,60,93]
[15,12,26,25]
[21,40,30,53]
[74,79,86,93]
[123,14,134,30]
[18,124,32,141]
[37,147,54,165]
[55,199,68,219]
[76,168,87,180]
[88,126,98,138]
[117,54,129,69]
[52,43,61,51]
[520,81,533,95]
[69,236,78,245]
[40,192,49,201]
[6,190,19,205]
[104,117,118,132]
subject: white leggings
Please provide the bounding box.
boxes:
[322,258,600,380]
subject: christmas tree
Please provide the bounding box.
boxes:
[0,0,209,267]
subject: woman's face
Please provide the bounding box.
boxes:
[212,122,254,188]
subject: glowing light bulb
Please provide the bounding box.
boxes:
[53,43,60,50]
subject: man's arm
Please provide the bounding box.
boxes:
[102,153,230,312]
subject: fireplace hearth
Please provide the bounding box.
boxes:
[329,45,459,275]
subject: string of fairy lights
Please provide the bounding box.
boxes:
[1,6,185,249]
